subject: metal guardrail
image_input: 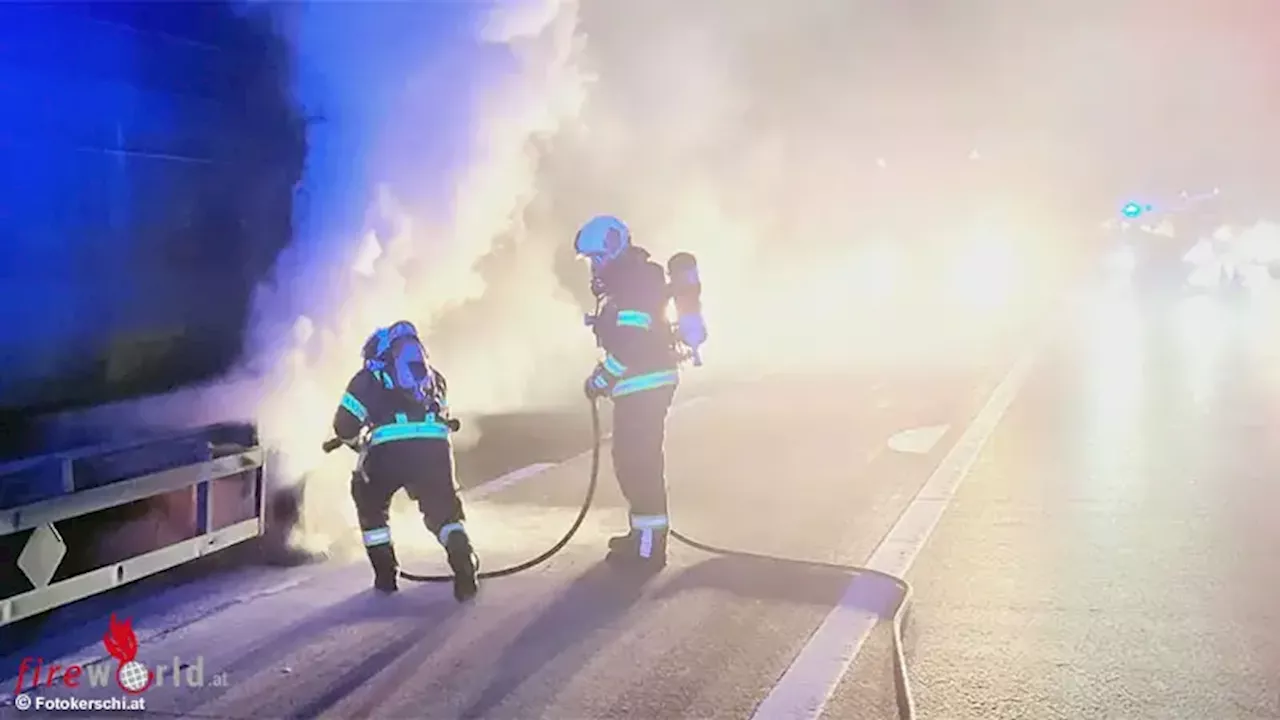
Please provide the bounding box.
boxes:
[0,426,267,627]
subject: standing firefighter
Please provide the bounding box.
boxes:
[330,321,479,601]
[576,215,708,570]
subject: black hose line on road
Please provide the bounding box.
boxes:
[395,398,917,720]
[395,406,605,582]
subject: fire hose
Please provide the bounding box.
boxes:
[324,398,916,720]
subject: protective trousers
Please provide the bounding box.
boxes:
[609,384,677,564]
[350,439,468,591]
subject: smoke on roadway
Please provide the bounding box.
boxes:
[237,0,1280,555]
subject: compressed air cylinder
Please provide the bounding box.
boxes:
[667,252,707,362]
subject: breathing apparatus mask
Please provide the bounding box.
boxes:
[363,321,438,406]
[574,215,627,332]
[588,260,609,299]
[575,215,629,297]
[388,337,433,405]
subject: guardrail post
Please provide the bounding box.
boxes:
[196,478,211,536]
[255,454,268,536]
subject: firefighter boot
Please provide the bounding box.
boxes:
[444,529,479,602]
[367,544,399,593]
[606,528,668,572]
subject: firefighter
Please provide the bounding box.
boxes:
[331,321,478,600]
[576,215,705,570]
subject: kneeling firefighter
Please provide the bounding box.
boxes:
[331,321,479,601]
[576,215,708,570]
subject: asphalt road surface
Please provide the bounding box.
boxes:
[892,293,1280,720]
[4,291,1278,719]
[1,316,1017,720]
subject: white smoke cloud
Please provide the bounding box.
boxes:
[235,0,1280,555]
[237,1,594,555]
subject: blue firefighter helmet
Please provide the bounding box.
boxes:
[574,215,631,273]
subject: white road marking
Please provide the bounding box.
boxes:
[886,424,950,455]
[459,395,711,501]
[750,345,1041,720]
[464,463,558,501]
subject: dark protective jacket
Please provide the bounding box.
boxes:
[333,365,451,448]
[587,246,680,399]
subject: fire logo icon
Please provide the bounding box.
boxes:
[102,615,153,694]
